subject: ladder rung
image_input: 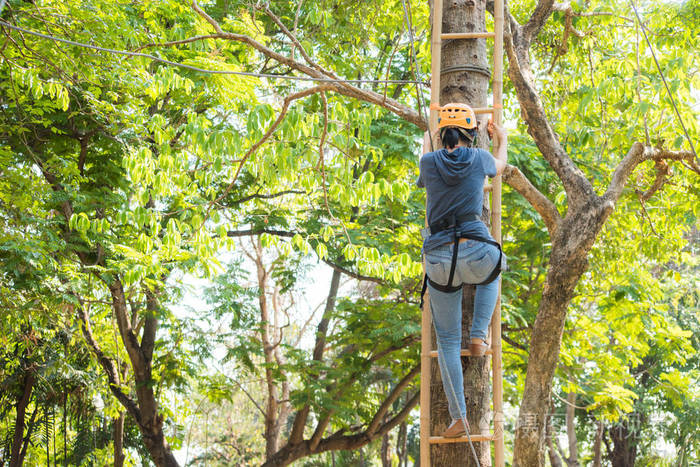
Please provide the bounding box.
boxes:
[429,434,495,444]
[428,348,493,358]
[472,107,496,115]
[441,32,496,40]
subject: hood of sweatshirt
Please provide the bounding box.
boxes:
[433,147,475,186]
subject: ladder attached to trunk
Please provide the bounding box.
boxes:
[419,0,505,464]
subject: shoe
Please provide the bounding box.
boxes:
[469,338,488,356]
[442,419,468,438]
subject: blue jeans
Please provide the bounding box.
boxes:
[425,240,501,419]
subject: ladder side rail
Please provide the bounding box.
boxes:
[491,0,506,465]
[421,1,443,465]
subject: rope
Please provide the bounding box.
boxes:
[441,64,491,78]
[628,0,698,165]
[433,330,482,467]
[400,0,432,151]
[0,20,428,86]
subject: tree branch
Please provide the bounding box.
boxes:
[321,258,386,285]
[227,228,295,238]
[312,364,420,450]
[503,164,561,235]
[191,1,223,33]
[309,412,333,451]
[640,159,670,201]
[141,287,158,363]
[225,228,388,284]
[214,370,266,420]
[106,279,148,380]
[603,143,699,205]
[502,333,529,352]
[290,269,342,444]
[524,0,556,42]
[566,392,578,464]
[552,3,632,22]
[546,416,564,467]
[190,2,424,128]
[317,391,420,451]
[75,302,142,424]
[547,3,588,72]
[133,34,223,52]
[261,4,331,77]
[504,4,596,212]
[366,366,420,436]
[211,84,334,208]
[230,189,306,205]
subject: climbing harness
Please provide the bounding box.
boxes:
[418,212,503,308]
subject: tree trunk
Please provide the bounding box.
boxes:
[513,200,606,466]
[397,421,408,467]
[252,240,282,459]
[430,0,492,465]
[592,419,603,467]
[381,430,391,467]
[512,255,587,466]
[107,280,180,467]
[608,423,637,467]
[18,406,38,466]
[565,392,579,466]
[546,429,563,467]
[9,372,35,467]
[114,412,125,467]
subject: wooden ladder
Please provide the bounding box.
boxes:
[419,0,505,464]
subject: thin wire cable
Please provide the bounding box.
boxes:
[0,20,428,86]
[400,0,432,151]
[629,0,698,165]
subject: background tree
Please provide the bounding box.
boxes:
[1,0,698,466]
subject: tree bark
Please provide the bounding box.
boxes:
[430,1,492,466]
[608,423,637,467]
[592,419,603,467]
[565,392,579,466]
[261,390,419,466]
[252,240,282,459]
[381,428,391,467]
[546,420,563,467]
[397,420,408,467]
[513,214,597,466]
[107,279,179,467]
[288,267,341,446]
[114,412,125,467]
[9,371,35,467]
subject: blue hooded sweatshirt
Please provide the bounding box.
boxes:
[417,146,497,252]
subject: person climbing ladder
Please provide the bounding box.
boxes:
[417,103,507,438]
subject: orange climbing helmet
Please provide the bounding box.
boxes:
[432,102,477,130]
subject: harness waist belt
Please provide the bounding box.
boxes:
[419,213,502,309]
[428,213,480,235]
